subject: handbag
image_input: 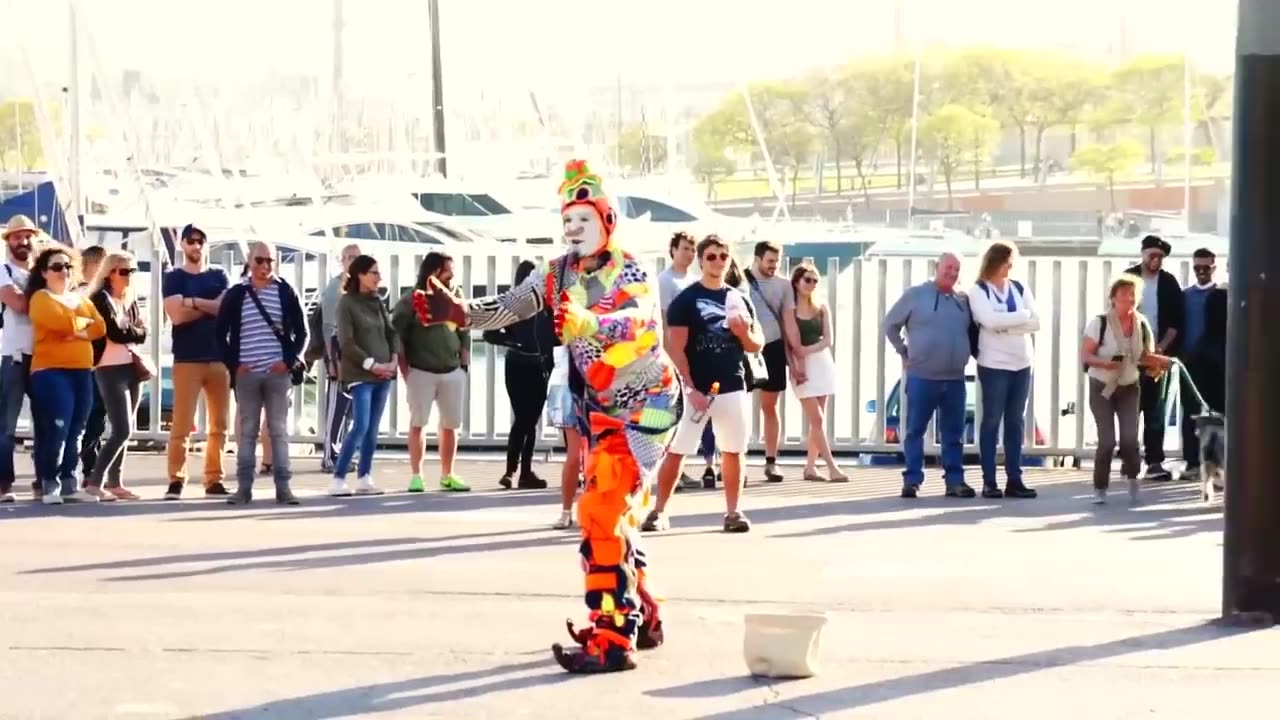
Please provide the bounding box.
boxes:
[246,282,306,386]
[130,349,155,383]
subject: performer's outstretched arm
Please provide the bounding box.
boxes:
[460,269,547,331]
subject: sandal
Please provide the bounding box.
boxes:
[803,471,825,482]
[827,472,850,483]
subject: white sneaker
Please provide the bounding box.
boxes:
[42,494,64,505]
[355,476,384,495]
[552,509,574,529]
[328,478,352,497]
[1128,477,1141,504]
[1092,489,1107,505]
[64,490,99,503]
[0,491,14,503]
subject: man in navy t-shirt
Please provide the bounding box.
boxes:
[642,234,765,534]
[160,224,232,500]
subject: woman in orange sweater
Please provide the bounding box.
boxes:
[26,245,106,505]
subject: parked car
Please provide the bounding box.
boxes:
[863,375,1052,467]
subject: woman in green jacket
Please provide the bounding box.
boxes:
[331,255,398,496]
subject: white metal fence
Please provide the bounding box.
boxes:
[23,246,1215,463]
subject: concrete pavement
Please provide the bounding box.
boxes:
[0,452,1273,719]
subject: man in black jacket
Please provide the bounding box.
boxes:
[1127,235,1184,480]
[214,241,309,505]
[1178,248,1228,481]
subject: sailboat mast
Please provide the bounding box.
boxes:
[68,0,84,230]
[429,0,448,178]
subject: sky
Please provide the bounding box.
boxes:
[7,0,1239,97]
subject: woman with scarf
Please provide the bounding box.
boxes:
[1080,273,1171,506]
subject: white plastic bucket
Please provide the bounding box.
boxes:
[742,612,828,678]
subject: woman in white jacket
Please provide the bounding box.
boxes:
[969,241,1040,500]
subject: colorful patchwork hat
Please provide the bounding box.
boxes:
[557,159,617,240]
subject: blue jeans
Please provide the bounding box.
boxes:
[0,354,37,493]
[30,368,94,496]
[334,379,391,480]
[902,375,966,487]
[977,365,1031,489]
[697,421,717,464]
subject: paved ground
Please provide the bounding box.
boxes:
[0,451,1273,719]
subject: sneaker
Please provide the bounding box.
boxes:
[552,509,574,529]
[355,476,383,495]
[944,484,977,499]
[329,478,353,497]
[204,483,230,497]
[85,486,117,502]
[1128,477,1141,504]
[275,488,301,505]
[226,489,253,505]
[675,473,700,492]
[640,509,669,532]
[1092,488,1107,505]
[901,484,919,499]
[723,511,752,533]
[1144,464,1172,481]
[163,482,184,501]
[440,475,470,492]
[42,494,64,506]
[701,467,717,489]
[0,491,14,503]
[498,472,514,489]
[63,490,99,504]
[1005,485,1038,499]
[407,475,425,493]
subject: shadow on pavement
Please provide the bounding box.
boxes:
[195,658,570,719]
[657,621,1263,718]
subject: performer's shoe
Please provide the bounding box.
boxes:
[636,619,664,650]
[565,619,593,646]
[552,643,637,674]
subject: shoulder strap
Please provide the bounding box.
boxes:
[1011,279,1023,295]
[976,279,989,297]
[1096,314,1107,342]
[744,269,782,324]
[246,282,289,347]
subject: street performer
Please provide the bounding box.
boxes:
[412,159,682,674]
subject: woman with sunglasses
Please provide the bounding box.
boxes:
[83,251,149,500]
[26,245,106,505]
[790,263,847,482]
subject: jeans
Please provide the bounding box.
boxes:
[977,365,1032,490]
[1088,378,1141,489]
[504,359,548,476]
[697,422,717,465]
[0,354,36,493]
[902,375,966,487]
[30,368,94,496]
[234,371,293,490]
[1139,371,1170,466]
[334,379,392,480]
[90,364,142,488]
[79,379,106,483]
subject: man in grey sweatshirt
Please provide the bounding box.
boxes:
[883,253,976,499]
[318,243,362,472]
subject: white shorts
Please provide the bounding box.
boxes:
[669,389,751,456]
[405,368,467,429]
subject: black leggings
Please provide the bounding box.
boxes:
[505,359,549,475]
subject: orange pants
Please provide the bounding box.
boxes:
[574,420,662,669]
[167,362,230,487]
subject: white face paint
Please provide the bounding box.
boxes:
[562,205,605,256]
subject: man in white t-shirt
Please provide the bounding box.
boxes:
[0,215,38,502]
[657,232,711,490]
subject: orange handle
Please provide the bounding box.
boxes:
[709,381,720,397]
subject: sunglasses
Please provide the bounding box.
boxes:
[47,262,72,273]
[1193,264,1215,272]
[800,276,818,285]
[702,252,729,262]
[116,267,138,276]
[184,236,207,246]
[253,256,275,266]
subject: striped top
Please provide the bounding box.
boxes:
[237,280,284,371]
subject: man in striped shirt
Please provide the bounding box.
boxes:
[215,242,309,505]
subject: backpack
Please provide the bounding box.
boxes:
[968,279,1024,359]
[1083,314,1151,372]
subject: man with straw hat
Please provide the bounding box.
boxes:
[0,215,41,502]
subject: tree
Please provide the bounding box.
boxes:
[1110,55,1186,174]
[1071,140,1145,210]
[860,57,916,189]
[690,108,741,200]
[0,100,45,172]
[742,82,818,208]
[794,69,856,193]
[614,121,668,175]
[920,104,998,208]
[940,49,1039,178]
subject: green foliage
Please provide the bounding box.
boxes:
[0,100,45,170]
[614,123,668,174]
[921,104,1000,207]
[1070,140,1145,210]
[1165,146,1217,166]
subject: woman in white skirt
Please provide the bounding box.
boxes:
[790,263,848,482]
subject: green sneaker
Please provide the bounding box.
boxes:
[440,474,470,492]
[407,475,425,493]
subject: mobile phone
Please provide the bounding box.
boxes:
[1111,355,1124,362]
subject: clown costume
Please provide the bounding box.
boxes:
[412,160,682,673]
